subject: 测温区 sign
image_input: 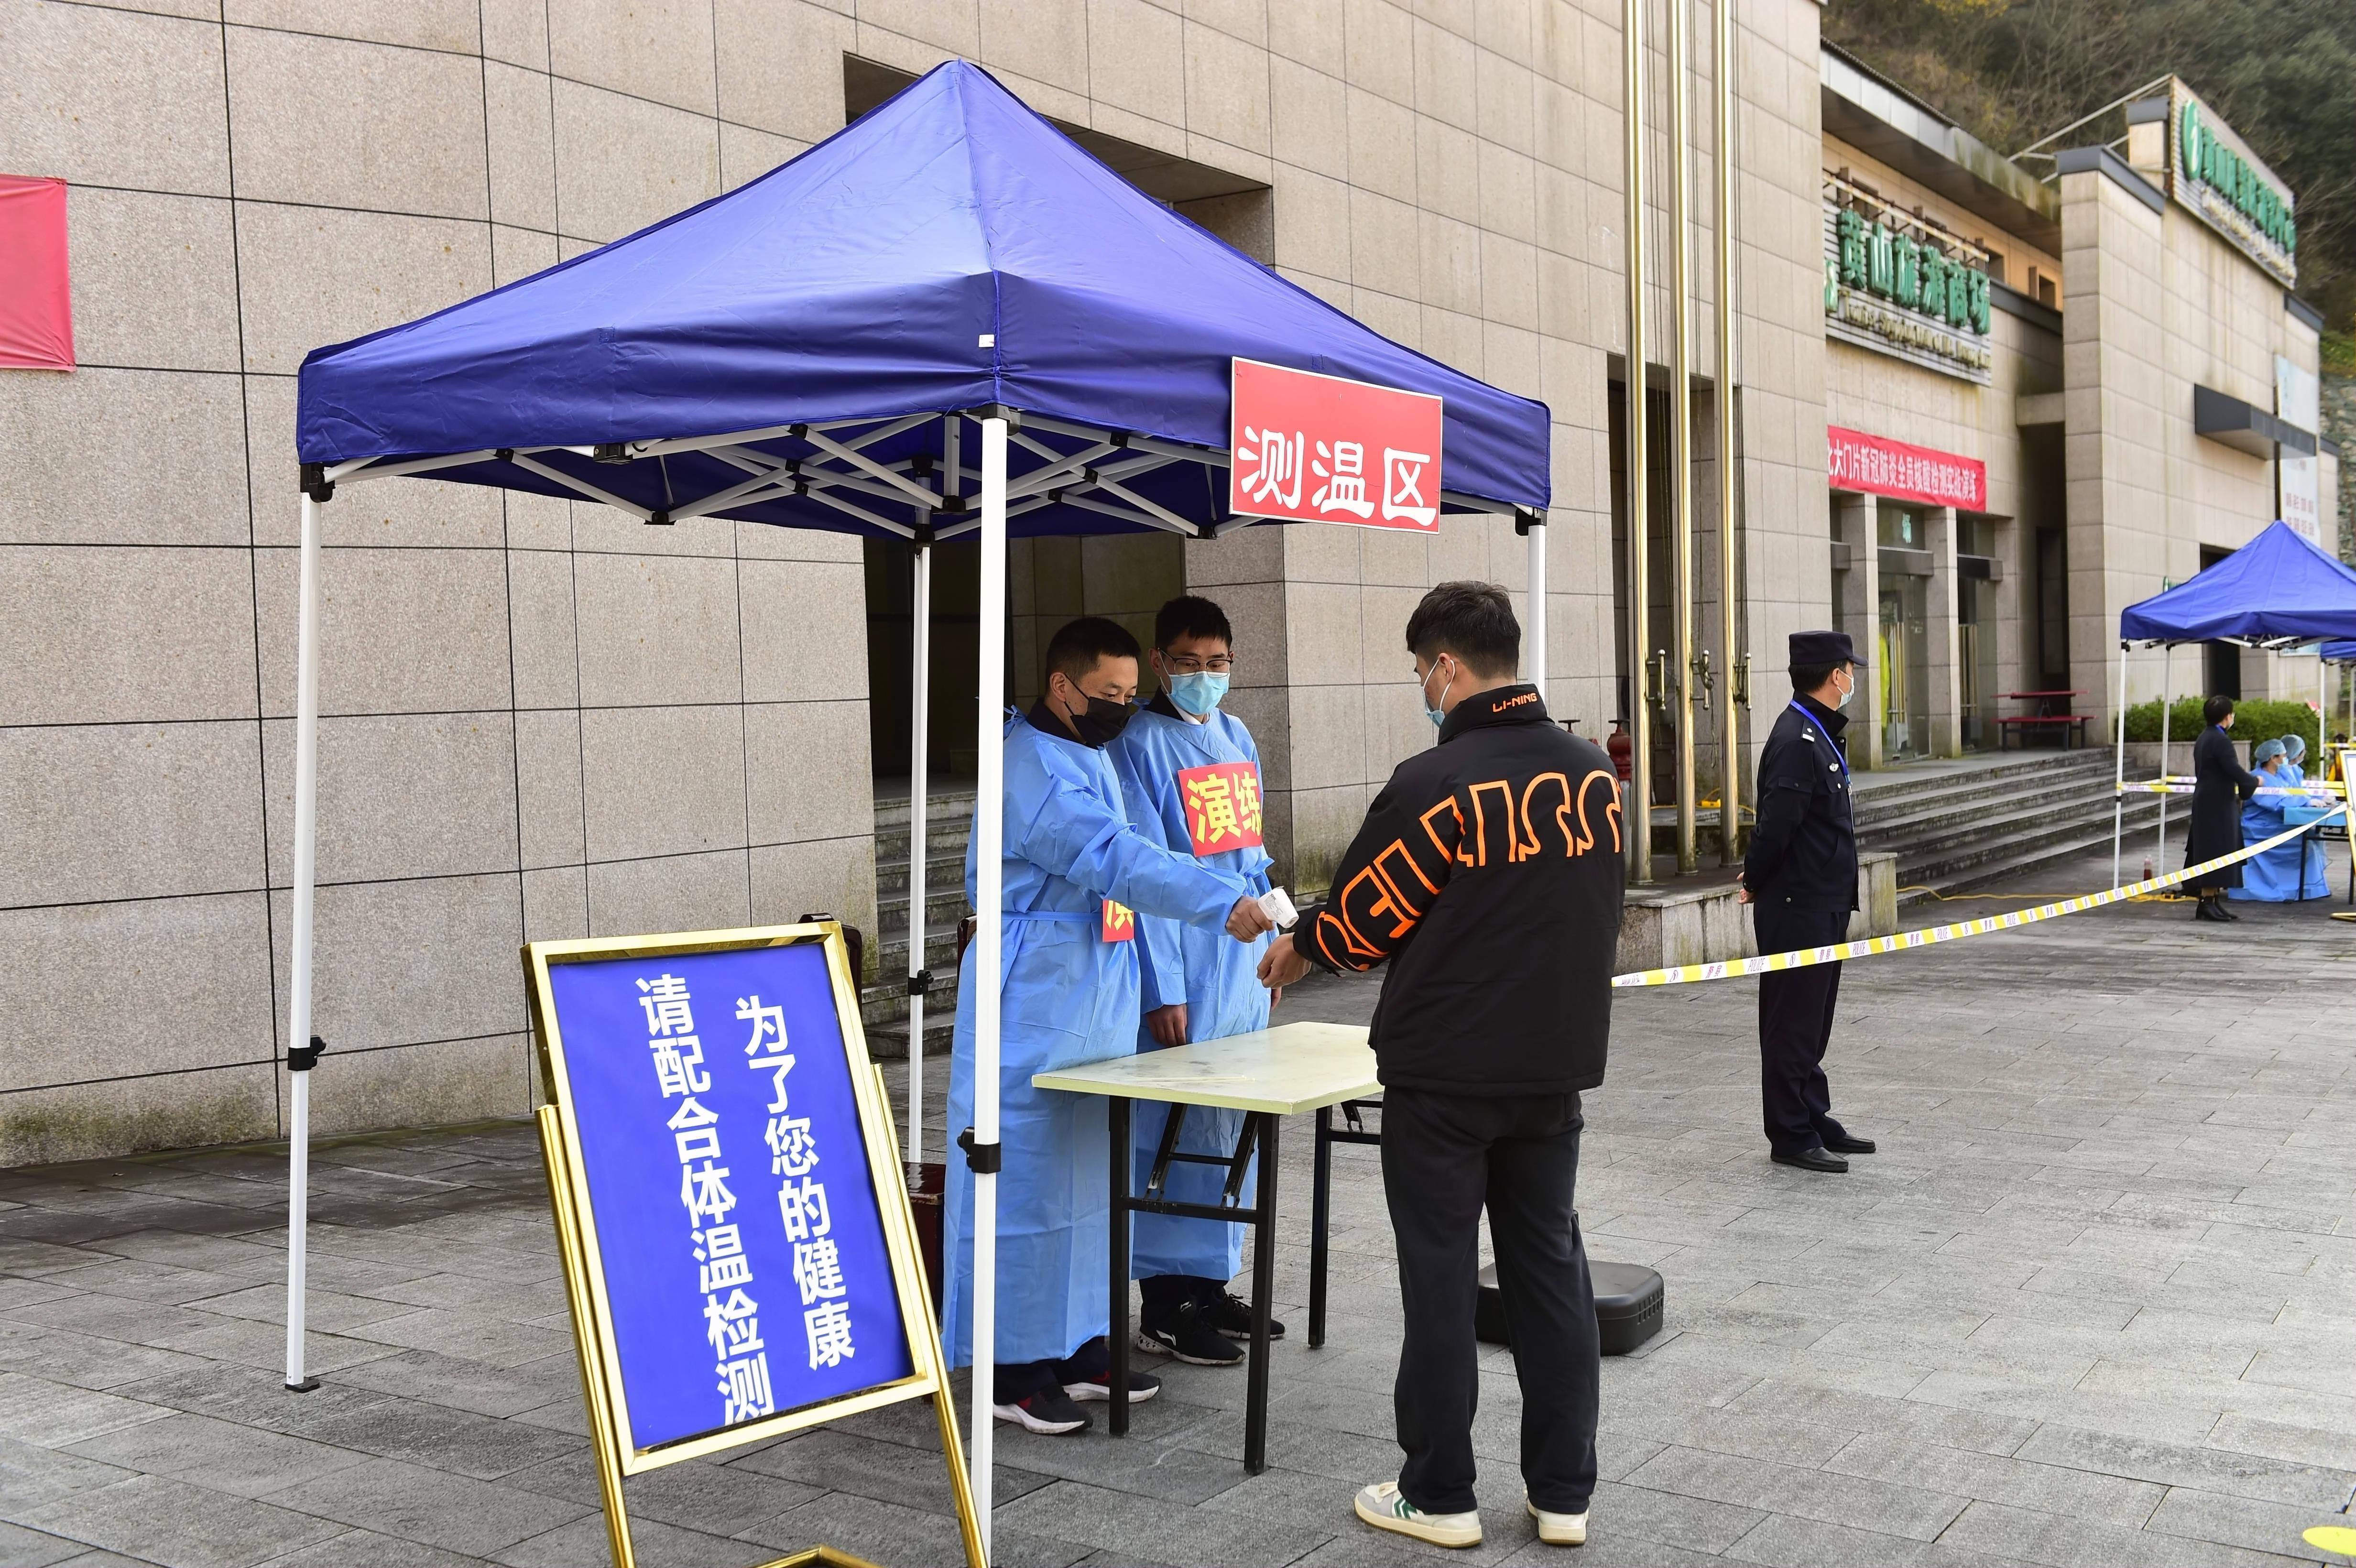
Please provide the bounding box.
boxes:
[1828,426,1986,512]
[1230,359,1444,531]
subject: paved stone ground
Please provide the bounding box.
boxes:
[1,826,2349,1567]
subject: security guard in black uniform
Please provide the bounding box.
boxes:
[1738,631,1877,1174]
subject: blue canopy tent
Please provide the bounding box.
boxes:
[2107,521,2356,885]
[283,59,1549,1548]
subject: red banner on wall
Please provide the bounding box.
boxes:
[0,176,74,371]
[1230,359,1444,531]
[1827,425,1984,512]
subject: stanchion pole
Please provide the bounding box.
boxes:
[906,542,932,1168]
[1622,0,1652,885]
[1526,514,1547,697]
[2155,643,2171,866]
[1667,0,1697,876]
[2110,639,2127,890]
[1713,0,1742,867]
[969,413,1009,1561]
[284,486,326,1394]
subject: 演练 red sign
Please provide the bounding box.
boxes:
[1178,761,1265,856]
[1827,425,1985,512]
[1230,359,1444,531]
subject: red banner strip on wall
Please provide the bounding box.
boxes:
[0,176,74,371]
[1827,424,1984,512]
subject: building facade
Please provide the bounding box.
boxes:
[0,0,2332,1163]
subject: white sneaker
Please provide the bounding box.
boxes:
[1527,1496,1589,1546]
[1354,1480,1483,1548]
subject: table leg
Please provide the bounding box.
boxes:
[1244,1111,1279,1475]
[1310,1106,1331,1351]
[1109,1094,1130,1440]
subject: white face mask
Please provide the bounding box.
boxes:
[1420,656,1456,727]
[1831,666,1854,710]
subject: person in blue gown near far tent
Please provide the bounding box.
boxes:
[2230,739,2329,902]
[1106,597,1281,1369]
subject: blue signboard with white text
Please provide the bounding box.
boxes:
[545,940,915,1451]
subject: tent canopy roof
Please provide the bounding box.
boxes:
[2119,522,2356,644]
[294,60,1549,541]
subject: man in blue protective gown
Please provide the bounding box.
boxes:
[942,616,1274,1437]
[1106,596,1282,1369]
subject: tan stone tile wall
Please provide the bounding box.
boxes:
[1,0,1837,1156]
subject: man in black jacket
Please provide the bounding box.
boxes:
[1740,631,1876,1175]
[1259,581,1623,1552]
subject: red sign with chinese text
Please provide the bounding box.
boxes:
[1178,761,1265,856]
[1827,425,1985,512]
[0,176,75,371]
[1230,359,1444,531]
[1102,900,1134,942]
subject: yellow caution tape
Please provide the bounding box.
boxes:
[1610,802,2346,989]
[2117,779,2345,798]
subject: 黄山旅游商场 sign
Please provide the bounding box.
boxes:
[1821,174,1993,386]
[526,922,979,1568]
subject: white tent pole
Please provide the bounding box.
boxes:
[906,541,931,1169]
[1526,516,1547,697]
[2110,638,2127,890]
[2156,643,2171,865]
[970,414,1008,1559]
[284,489,325,1392]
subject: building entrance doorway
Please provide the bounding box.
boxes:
[1877,506,1932,760]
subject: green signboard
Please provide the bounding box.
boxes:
[2171,86,2295,287]
[1821,177,1993,385]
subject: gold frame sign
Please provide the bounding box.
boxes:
[526,921,981,1568]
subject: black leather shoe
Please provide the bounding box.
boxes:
[1771,1145,1849,1174]
[1822,1132,1876,1154]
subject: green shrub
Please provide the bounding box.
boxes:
[2121,696,2318,754]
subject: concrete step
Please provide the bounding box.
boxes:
[875,884,972,940]
[1898,797,2162,891]
[1858,774,2119,848]
[1906,808,2175,902]
[875,849,967,900]
[1851,753,2117,822]
[1861,780,2150,863]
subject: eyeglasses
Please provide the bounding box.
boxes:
[1162,655,1234,674]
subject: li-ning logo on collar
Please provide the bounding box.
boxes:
[1490,690,1539,713]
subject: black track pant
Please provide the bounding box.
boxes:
[1753,904,1854,1155]
[1380,1088,1598,1516]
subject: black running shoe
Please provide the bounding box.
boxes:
[1204,1288,1287,1342]
[1135,1296,1243,1366]
[992,1386,1091,1434]
[1062,1365,1163,1402]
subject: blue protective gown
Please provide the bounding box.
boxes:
[1106,698,1274,1284]
[2228,768,2330,901]
[940,708,1249,1369]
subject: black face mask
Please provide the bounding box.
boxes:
[1068,694,1134,748]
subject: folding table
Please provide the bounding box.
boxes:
[1031,1020,1378,1472]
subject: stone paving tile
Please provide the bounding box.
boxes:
[60,1413,369,1501]
[0,835,2345,1565]
[743,1488,1091,1568]
[495,1511,778,1568]
[504,1447,818,1535]
[17,1472,346,1568]
[255,1526,494,1566]
[257,1456,590,1558]
[0,1519,90,1567]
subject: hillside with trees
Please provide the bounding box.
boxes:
[1822,0,2354,333]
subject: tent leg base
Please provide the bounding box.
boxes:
[284,1378,321,1394]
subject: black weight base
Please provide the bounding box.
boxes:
[1474,1260,1664,1356]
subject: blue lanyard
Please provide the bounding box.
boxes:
[1789,700,1848,780]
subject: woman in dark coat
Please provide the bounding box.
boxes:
[2186,695,2262,922]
